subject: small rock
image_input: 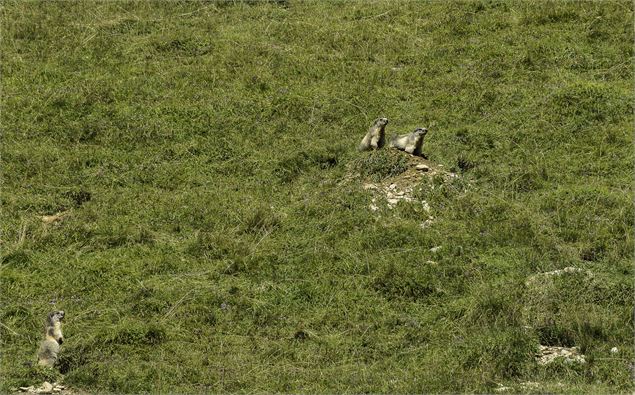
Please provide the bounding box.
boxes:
[387,198,400,205]
[388,184,397,191]
[415,164,429,171]
[526,267,589,285]
[420,219,434,229]
[494,385,513,393]
[363,183,377,190]
[37,382,53,394]
[395,191,405,196]
[421,201,430,212]
[430,246,442,253]
[369,204,379,212]
[537,345,586,365]
[610,347,619,354]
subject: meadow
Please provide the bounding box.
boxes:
[1,0,633,393]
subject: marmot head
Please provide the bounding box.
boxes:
[374,117,389,127]
[47,310,65,325]
[413,128,428,138]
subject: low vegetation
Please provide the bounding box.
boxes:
[1,0,633,393]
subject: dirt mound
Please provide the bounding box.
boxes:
[349,150,458,214]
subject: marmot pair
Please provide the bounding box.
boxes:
[358,117,427,156]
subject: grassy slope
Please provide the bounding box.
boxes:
[1,0,633,393]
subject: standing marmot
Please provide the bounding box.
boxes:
[389,128,428,156]
[37,310,65,368]
[358,117,389,151]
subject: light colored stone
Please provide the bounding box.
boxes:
[363,183,377,190]
[494,385,513,392]
[550,266,583,275]
[420,219,434,229]
[36,382,53,394]
[369,204,379,212]
[610,347,619,354]
[525,267,589,285]
[430,246,442,253]
[415,164,429,171]
[388,183,397,190]
[537,345,586,365]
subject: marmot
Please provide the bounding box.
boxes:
[389,128,428,156]
[37,310,65,368]
[358,117,389,151]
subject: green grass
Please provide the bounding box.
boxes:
[1,0,633,393]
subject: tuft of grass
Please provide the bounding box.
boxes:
[350,150,410,181]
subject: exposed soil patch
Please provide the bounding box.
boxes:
[350,150,458,214]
